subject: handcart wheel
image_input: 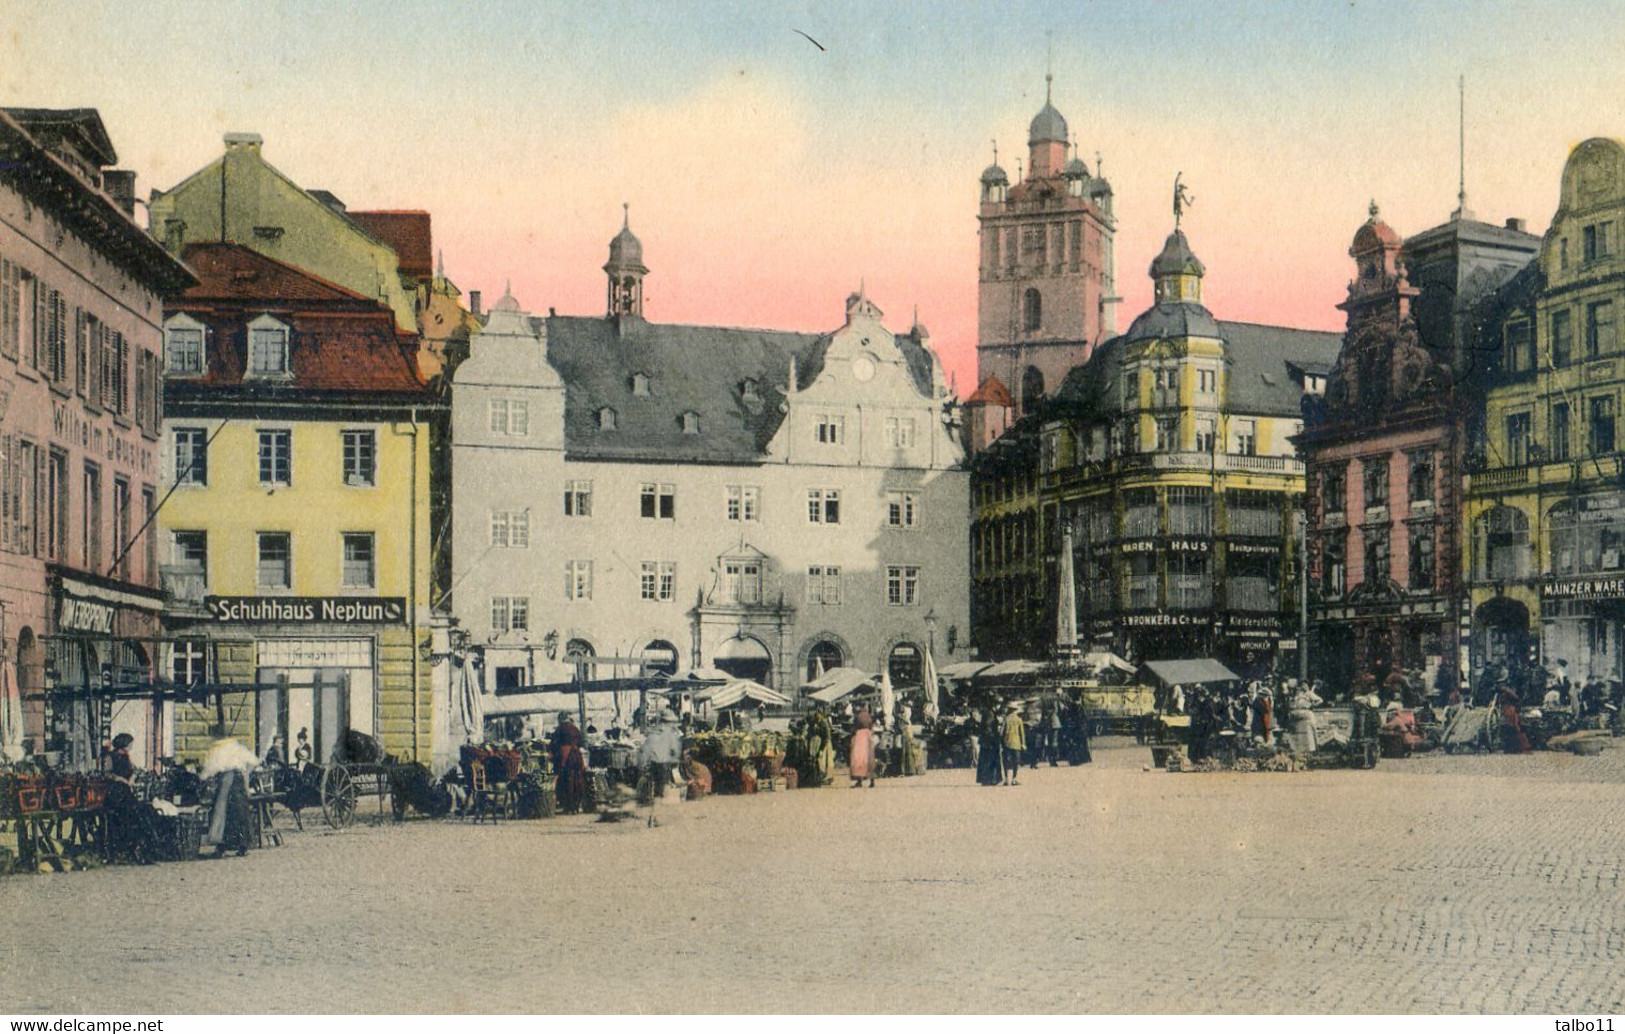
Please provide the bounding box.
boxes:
[321,763,358,829]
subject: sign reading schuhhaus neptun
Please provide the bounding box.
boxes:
[204,597,407,624]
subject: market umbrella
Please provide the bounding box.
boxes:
[695,680,792,710]
[457,663,484,740]
[805,667,877,704]
[0,663,21,760]
[922,644,941,718]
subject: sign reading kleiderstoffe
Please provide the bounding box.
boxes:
[204,596,407,624]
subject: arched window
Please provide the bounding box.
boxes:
[1021,365,1045,414]
[805,640,844,682]
[641,639,679,677]
[564,638,595,664]
[1022,288,1042,332]
[887,642,924,688]
[598,407,618,430]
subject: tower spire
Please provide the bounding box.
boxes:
[1453,74,1474,221]
[622,201,630,229]
[1045,30,1054,102]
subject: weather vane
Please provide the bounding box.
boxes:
[1173,172,1195,229]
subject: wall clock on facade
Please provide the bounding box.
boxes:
[852,355,876,382]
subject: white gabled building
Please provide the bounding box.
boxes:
[449,217,968,709]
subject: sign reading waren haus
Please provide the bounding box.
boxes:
[204,596,407,624]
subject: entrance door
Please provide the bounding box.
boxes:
[713,635,772,686]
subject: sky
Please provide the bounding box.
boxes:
[7,0,1625,394]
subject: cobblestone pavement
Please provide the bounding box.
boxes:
[4,739,1623,1014]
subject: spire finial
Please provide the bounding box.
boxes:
[1453,74,1472,220]
[504,278,512,296]
[1045,30,1054,102]
[992,139,998,165]
[622,201,630,230]
[1369,198,1380,220]
[436,248,444,279]
[1095,150,1103,178]
[1173,172,1194,230]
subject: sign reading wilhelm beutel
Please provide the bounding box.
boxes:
[204,596,407,624]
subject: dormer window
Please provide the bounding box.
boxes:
[247,315,290,377]
[164,314,206,376]
[598,407,618,430]
[740,378,759,402]
[631,372,650,396]
[679,411,700,434]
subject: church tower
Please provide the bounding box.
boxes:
[604,203,647,318]
[974,73,1117,420]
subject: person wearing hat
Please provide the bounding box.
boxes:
[550,712,589,814]
[1000,701,1026,786]
[105,733,155,864]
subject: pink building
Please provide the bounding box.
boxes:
[0,108,193,768]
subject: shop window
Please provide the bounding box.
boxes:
[1474,506,1529,581]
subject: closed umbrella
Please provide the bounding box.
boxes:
[458,663,484,741]
[922,644,941,718]
[0,663,21,760]
[879,668,896,727]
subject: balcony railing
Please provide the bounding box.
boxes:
[1470,466,1530,491]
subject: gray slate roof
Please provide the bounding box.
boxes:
[540,315,937,463]
[1053,320,1342,420]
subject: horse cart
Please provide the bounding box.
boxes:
[280,731,449,829]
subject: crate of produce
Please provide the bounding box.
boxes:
[154,809,204,861]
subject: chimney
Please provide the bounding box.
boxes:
[1506,217,1527,233]
[102,170,137,216]
[469,290,481,317]
[223,132,263,152]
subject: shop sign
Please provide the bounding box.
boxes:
[204,596,407,624]
[1541,578,1625,602]
[57,594,117,635]
[1167,538,1210,553]
[1227,541,1281,555]
[1223,614,1284,639]
[1120,540,1157,553]
[1123,612,1206,628]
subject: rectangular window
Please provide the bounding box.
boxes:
[142,486,156,583]
[639,483,675,520]
[1127,553,1157,609]
[1407,451,1435,503]
[1590,396,1616,455]
[1587,300,1616,358]
[886,490,918,529]
[1156,417,1178,453]
[1232,419,1256,456]
[1584,222,1613,264]
[721,560,763,604]
[564,479,593,517]
[341,430,376,486]
[1321,466,1346,515]
[1363,457,1389,508]
[1552,309,1573,368]
[166,324,203,375]
[258,429,291,485]
[81,460,100,570]
[111,477,130,579]
[171,639,206,687]
[725,485,759,522]
[1226,489,1280,537]
[173,427,208,485]
[75,311,91,396]
[46,449,67,561]
[885,565,920,606]
[885,417,916,449]
[1169,486,1213,536]
[490,510,529,548]
[814,414,845,445]
[1409,526,1435,591]
[112,331,128,412]
[488,398,529,436]
[1363,527,1390,587]
[0,260,21,361]
[491,596,529,633]
[1194,418,1216,453]
[172,530,207,596]
[1125,487,1158,538]
[257,532,291,589]
[807,488,841,524]
[640,561,677,602]
[806,565,842,605]
[1504,320,1534,374]
[1197,368,1216,394]
[249,325,288,375]
[565,560,593,601]
[1322,534,1347,598]
[1552,402,1571,462]
[342,532,375,588]
[1504,412,1530,466]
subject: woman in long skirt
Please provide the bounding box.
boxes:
[551,712,589,813]
[201,735,257,857]
[975,709,1003,786]
[849,706,876,788]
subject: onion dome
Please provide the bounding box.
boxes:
[1029,100,1068,146]
[1352,199,1402,253]
[981,162,1010,187]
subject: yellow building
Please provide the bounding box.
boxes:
[157,243,436,763]
[1038,224,1339,670]
[1465,137,1625,690]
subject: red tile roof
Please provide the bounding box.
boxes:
[167,244,429,400]
[965,374,1013,407]
[348,210,433,280]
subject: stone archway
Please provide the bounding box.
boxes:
[713,635,772,686]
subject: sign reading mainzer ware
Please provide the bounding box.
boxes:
[203,597,407,624]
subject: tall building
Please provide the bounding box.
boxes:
[450,216,969,715]
[0,108,193,768]
[1300,202,1537,694]
[1035,222,1340,670]
[157,244,436,763]
[1465,138,1625,689]
[974,76,1116,423]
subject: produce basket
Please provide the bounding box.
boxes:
[155,809,204,861]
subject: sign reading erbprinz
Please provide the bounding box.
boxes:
[204,596,407,624]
